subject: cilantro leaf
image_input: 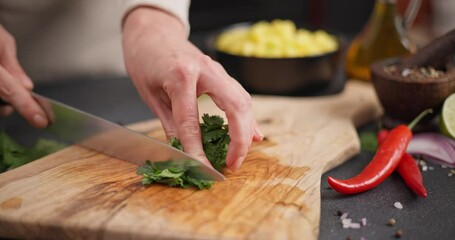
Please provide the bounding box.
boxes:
[137,114,230,190]
[1,131,66,172]
[359,131,378,153]
[169,137,183,151]
[200,114,230,172]
[137,160,214,189]
[201,114,224,128]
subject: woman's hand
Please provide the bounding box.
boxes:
[122,7,263,171]
[0,24,48,128]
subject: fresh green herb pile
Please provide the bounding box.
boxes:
[0,131,66,172]
[136,114,230,190]
[136,160,214,190]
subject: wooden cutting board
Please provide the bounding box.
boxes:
[0,81,381,240]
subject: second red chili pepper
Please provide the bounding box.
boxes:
[377,129,427,197]
[327,109,432,195]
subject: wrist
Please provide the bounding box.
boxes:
[122,7,187,41]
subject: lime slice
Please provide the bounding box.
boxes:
[440,93,455,139]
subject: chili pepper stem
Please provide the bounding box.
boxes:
[408,109,433,130]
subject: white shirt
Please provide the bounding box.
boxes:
[0,0,190,83]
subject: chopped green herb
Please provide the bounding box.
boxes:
[200,114,230,171]
[137,160,214,189]
[169,137,183,151]
[359,131,378,153]
[137,114,230,190]
[0,131,66,172]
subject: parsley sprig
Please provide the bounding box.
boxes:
[137,114,230,190]
[136,160,214,189]
[200,114,230,171]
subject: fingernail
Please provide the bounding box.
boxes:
[33,114,47,127]
[226,158,233,168]
[255,128,264,141]
[22,76,34,90]
[229,157,243,171]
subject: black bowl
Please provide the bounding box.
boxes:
[208,23,344,96]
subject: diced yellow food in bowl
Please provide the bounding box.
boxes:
[216,19,338,58]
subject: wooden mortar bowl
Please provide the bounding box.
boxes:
[371,57,455,122]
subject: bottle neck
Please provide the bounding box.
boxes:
[372,0,397,22]
[363,0,413,52]
[368,0,405,35]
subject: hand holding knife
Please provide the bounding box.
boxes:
[1,93,225,181]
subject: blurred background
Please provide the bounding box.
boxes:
[188,0,374,53]
[187,0,455,98]
[188,0,454,54]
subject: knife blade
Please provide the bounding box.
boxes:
[2,94,225,181]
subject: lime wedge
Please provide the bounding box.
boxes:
[440,93,455,139]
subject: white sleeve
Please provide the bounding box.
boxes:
[119,0,191,33]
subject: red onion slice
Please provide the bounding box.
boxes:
[407,133,455,167]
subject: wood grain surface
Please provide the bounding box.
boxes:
[0,80,381,240]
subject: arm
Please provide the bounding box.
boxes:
[122,7,263,170]
[0,24,48,128]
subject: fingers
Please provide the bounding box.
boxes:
[199,56,263,171]
[225,110,255,170]
[165,65,213,168]
[1,55,33,91]
[0,66,48,128]
[5,61,33,91]
[253,121,264,142]
[0,27,34,91]
[144,90,178,139]
[0,24,41,126]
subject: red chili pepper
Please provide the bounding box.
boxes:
[377,129,427,197]
[327,109,432,195]
[377,129,389,145]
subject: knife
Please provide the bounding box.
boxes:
[1,94,225,181]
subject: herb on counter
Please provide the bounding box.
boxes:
[137,114,230,190]
[328,109,432,195]
[0,131,66,172]
[359,131,378,153]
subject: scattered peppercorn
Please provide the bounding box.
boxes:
[337,210,343,216]
[387,218,396,226]
[394,229,403,238]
